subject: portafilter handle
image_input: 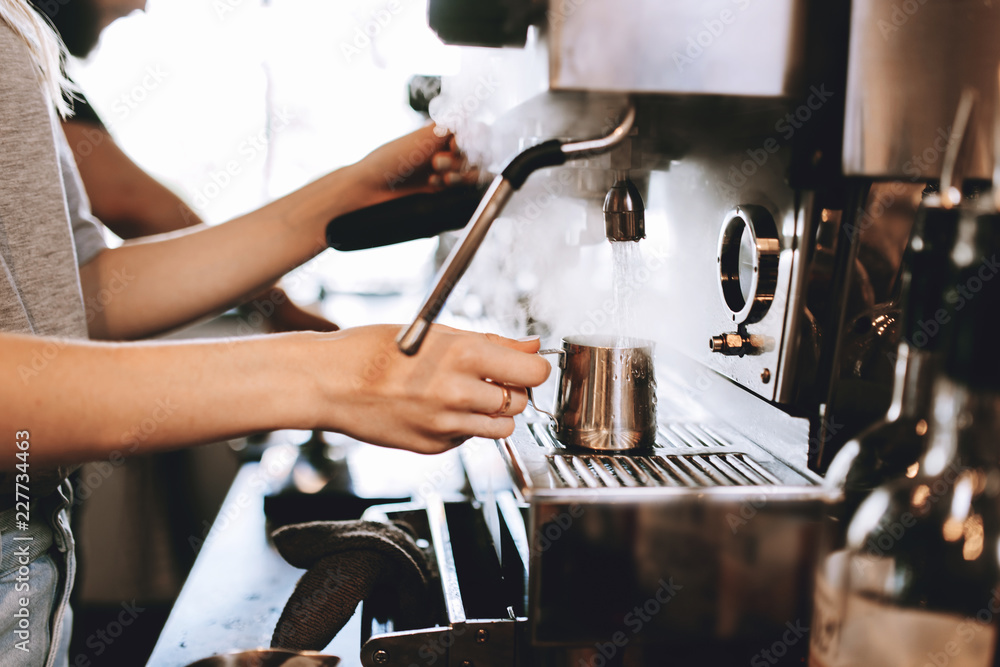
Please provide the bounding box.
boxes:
[397,103,637,355]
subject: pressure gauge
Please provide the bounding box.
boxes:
[717,205,779,324]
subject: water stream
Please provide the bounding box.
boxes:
[611,240,642,346]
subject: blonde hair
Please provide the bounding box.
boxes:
[0,0,74,117]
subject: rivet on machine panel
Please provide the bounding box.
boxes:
[373,650,390,664]
[476,628,490,643]
[761,368,771,384]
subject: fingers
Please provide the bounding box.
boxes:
[461,339,551,388]
[476,381,529,417]
[429,147,480,189]
[482,332,542,353]
[431,152,459,172]
[431,413,517,444]
[414,122,452,151]
[420,328,548,387]
[467,414,517,440]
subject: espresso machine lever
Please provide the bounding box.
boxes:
[396,102,637,355]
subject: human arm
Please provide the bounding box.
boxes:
[79,124,457,340]
[1,325,549,470]
[62,118,342,332]
[61,119,203,237]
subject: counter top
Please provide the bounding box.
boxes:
[147,431,468,667]
[146,439,362,666]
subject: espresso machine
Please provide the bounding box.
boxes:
[340,1,1000,665]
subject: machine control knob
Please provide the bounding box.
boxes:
[709,332,772,357]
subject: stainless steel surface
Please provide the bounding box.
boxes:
[558,104,636,158]
[643,120,810,403]
[467,417,833,651]
[359,499,527,667]
[603,177,645,242]
[546,0,807,96]
[425,494,465,625]
[398,104,636,355]
[546,451,779,488]
[146,452,364,667]
[460,95,815,406]
[183,650,341,667]
[397,178,515,355]
[843,0,1000,179]
[502,414,818,496]
[545,335,657,451]
[717,205,780,325]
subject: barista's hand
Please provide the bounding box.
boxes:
[351,124,479,206]
[303,324,549,454]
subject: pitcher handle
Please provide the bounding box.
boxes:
[528,348,564,425]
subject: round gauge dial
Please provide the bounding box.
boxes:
[717,205,780,324]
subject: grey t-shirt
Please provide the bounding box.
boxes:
[1,20,108,492]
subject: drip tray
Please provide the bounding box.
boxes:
[548,451,780,488]
[500,419,819,497]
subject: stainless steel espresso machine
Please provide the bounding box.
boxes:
[349,1,1000,665]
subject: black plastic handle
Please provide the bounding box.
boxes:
[500,139,567,189]
[325,186,485,251]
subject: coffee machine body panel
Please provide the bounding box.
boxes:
[843,0,1000,180]
[547,0,808,97]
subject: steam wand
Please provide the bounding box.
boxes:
[397,102,637,355]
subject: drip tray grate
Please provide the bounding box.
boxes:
[547,452,780,489]
[511,420,815,490]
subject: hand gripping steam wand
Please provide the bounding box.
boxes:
[396,102,637,355]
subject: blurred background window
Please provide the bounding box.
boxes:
[71,0,460,322]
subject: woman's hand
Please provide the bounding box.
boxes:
[350,124,480,207]
[300,324,549,454]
